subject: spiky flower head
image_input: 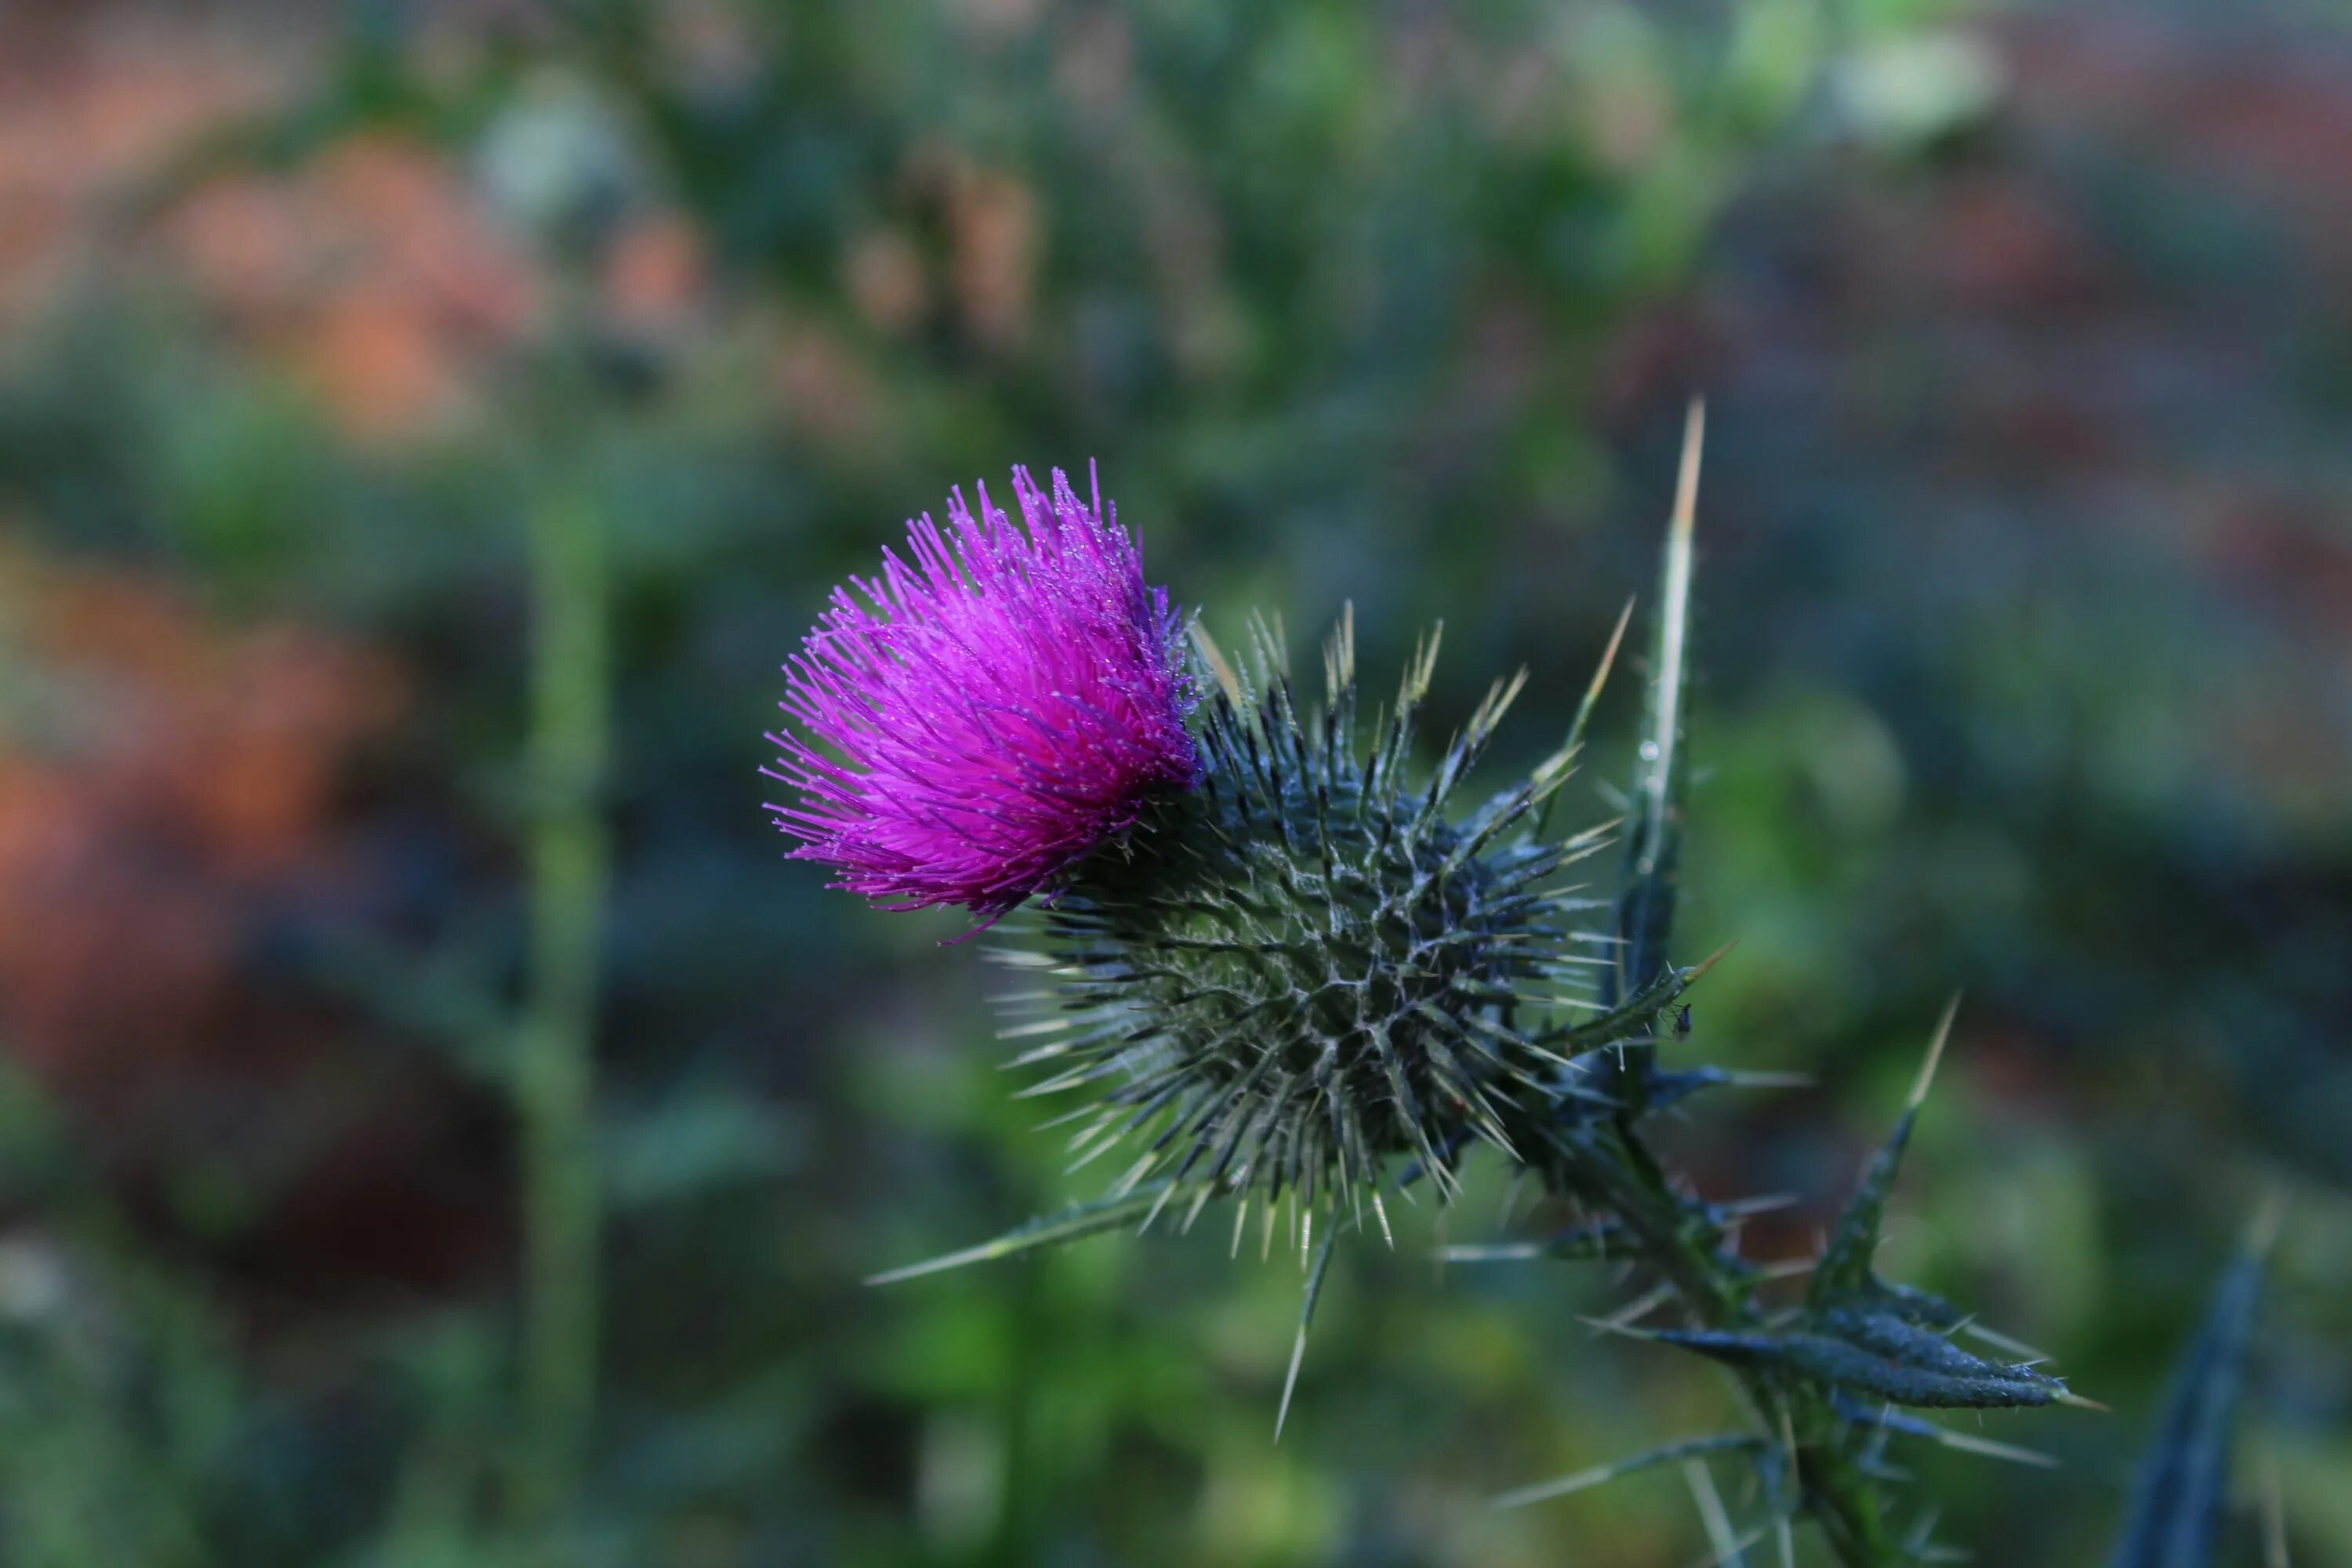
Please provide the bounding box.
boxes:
[767,466,1199,919]
[772,464,1671,1232]
[1000,613,1634,1226]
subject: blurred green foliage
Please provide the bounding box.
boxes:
[0,1,2347,1564]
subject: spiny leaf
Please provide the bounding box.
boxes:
[1811,998,1958,1308]
[866,1181,1180,1284]
[1540,942,1733,1051]
[1610,398,1704,1010]
[2106,1197,2283,1568]
[1657,1315,2074,1410]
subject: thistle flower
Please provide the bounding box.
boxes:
[772,466,1621,1214]
[767,466,1199,919]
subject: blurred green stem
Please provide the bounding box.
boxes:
[515,477,610,1530]
[1551,1130,1895,1563]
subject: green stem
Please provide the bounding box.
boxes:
[515,480,610,1530]
[1551,403,1896,1562]
[1546,1127,1896,1565]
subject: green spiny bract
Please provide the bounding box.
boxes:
[993,611,1629,1230]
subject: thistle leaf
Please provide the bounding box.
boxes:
[1656,1317,2074,1410]
[1810,999,1957,1308]
[1722,1002,2092,1412]
[1610,398,1704,1010]
[865,1181,1181,1284]
[2106,1199,2282,1568]
[1539,942,1733,1052]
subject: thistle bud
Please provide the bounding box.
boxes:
[1005,615,1606,1218]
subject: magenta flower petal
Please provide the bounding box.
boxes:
[765,465,1200,919]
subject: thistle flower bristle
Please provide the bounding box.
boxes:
[765,466,1199,919]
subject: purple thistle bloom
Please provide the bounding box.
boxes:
[766,465,1200,921]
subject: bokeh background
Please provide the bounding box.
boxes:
[1,2,2348,1564]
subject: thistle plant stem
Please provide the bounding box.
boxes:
[1551,403,1894,1563]
[515,478,610,1532]
[1550,1125,1896,1565]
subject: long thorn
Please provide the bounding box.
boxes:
[1491,1434,1759,1511]
[1684,1458,1740,1565]
[1909,993,1961,1111]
